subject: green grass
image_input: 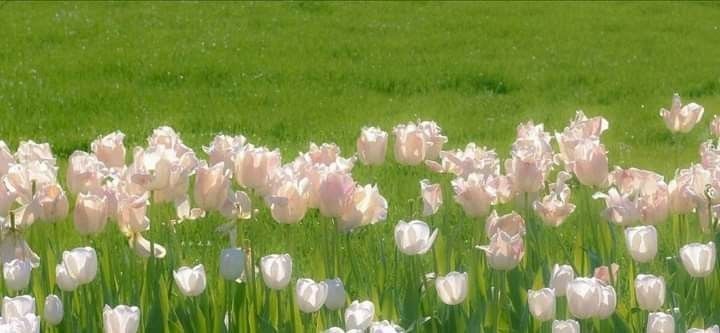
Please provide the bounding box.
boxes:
[1,1,720,332]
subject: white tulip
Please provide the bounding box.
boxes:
[219,248,245,281]
[62,247,98,285]
[2,259,31,291]
[394,220,438,255]
[679,242,716,278]
[566,277,600,319]
[260,254,292,290]
[324,278,346,310]
[357,127,388,166]
[688,325,720,333]
[635,274,665,311]
[344,300,374,331]
[2,295,35,318]
[624,226,658,263]
[0,313,39,333]
[369,320,402,332]
[596,284,617,319]
[552,319,580,333]
[646,312,674,333]
[295,278,328,313]
[435,271,468,305]
[173,264,207,296]
[550,264,575,297]
[527,288,555,321]
[55,263,79,292]
[43,294,63,325]
[103,304,140,333]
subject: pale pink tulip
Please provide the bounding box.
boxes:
[34,183,69,222]
[0,140,15,174]
[572,140,608,187]
[232,145,281,195]
[593,188,640,225]
[67,151,107,194]
[420,179,442,216]
[659,93,704,133]
[485,210,526,238]
[116,193,150,236]
[417,120,448,160]
[533,172,576,226]
[91,131,126,168]
[317,171,356,219]
[203,134,246,169]
[74,192,109,235]
[15,140,55,166]
[338,184,387,231]
[267,176,309,224]
[393,123,427,165]
[477,231,525,270]
[194,162,231,211]
[451,173,499,217]
[356,127,388,166]
[426,143,500,178]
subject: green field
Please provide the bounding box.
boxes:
[1,2,720,332]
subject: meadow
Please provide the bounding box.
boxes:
[1,1,720,332]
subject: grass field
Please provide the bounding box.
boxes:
[1,2,720,332]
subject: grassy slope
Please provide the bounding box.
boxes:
[0,2,720,332]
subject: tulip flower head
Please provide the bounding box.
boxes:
[635,274,665,311]
[260,254,293,290]
[659,93,704,134]
[679,241,716,278]
[173,264,207,296]
[477,231,525,270]
[550,264,575,297]
[219,248,246,281]
[624,225,658,263]
[324,278,347,310]
[394,220,438,255]
[103,304,140,333]
[420,179,442,216]
[552,319,580,333]
[357,127,388,166]
[527,288,556,321]
[344,300,375,331]
[295,278,328,313]
[2,259,31,291]
[646,312,674,333]
[435,271,468,305]
[62,247,98,285]
[43,294,63,326]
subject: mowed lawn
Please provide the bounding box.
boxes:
[0,2,720,332]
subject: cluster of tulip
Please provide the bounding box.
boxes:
[0,93,719,332]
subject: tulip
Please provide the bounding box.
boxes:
[3,259,31,291]
[566,277,600,319]
[67,151,106,194]
[418,120,448,160]
[485,210,526,238]
[593,263,620,285]
[260,254,292,290]
[232,145,282,194]
[393,123,427,165]
[427,143,500,178]
[1,295,35,318]
[534,172,576,227]
[451,173,499,218]
[338,184,388,232]
[679,242,716,277]
[43,294,63,325]
[357,127,388,166]
[325,328,345,333]
[0,313,39,333]
[15,140,55,165]
[193,161,230,211]
[504,150,546,193]
[550,264,575,297]
[477,231,525,270]
[0,140,14,174]
[317,171,355,218]
[659,93,704,134]
[219,248,245,281]
[103,304,140,333]
[668,169,696,214]
[596,284,617,319]
[295,278,328,313]
[91,131,126,168]
[552,320,580,333]
[116,193,150,237]
[173,264,206,296]
[635,274,665,311]
[435,272,468,305]
[420,179,442,216]
[624,226,658,263]
[646,312,674,333]
[369,320,402,333]
[62,247,98,285]
[218,190,253,220]
[203,134,246,168]
[688,326,720,333]
[74,192,109,235]
[344,300,374,331]
[593,188,640,226]
[394,220,438,255]
[148,126,189,154]
[324,278,346,310]
[527,288,555,321]
[34,183,69,222]
[267,176,309,224]
[712,115,720,138]
[55,263,79,292]
[572,140,608,187]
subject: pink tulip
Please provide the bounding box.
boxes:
[426,143,500,178]
[74,192,109,235]
[194,162,231,211]
[91,131,126,168]
[420,179,442,216]
[34,183,69,222]
[393,123,427,165]
[267,175,309,224]
[357,127,388,166]
[593,188,640,226]
[232,145,282,195]
[417,120,448,160]
[203,134,246,169]
[572,140,608,187]
[533,172,576,227]
[338,184,387,231]
[67,151,107,194]
[485,210,526,238]
[659,93,704,133]
[317,171,356,218]
[477,231,525,270]
[451,173,499,218]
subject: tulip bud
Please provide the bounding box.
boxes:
[552,319,580,333]
[3,259,31,291]
[92,131,126,168]
[173,264,207,297]
[624,226,658,263]
[572,140,608,187]
[62,247,98,285]
[646,312,674,333]
[687,325,720,333]
[679,241,716,278]
[634,274,665,311]
[43,294,63,326]
[116,194,150,236]
[1,295,35,318]
[550,264,575,297]
[477,231,525,270]
[219,248,245,281]
[394,220,438,255]
[260,254,292,290]
[0,313,39,332]
[103,304,140,333]
[435,272,468,305]
[55,263,79,292]
[357,127,388,166]
[74,192,109,235]
[344,300,374,331]
[527,288,555,321]
[566,277,600,319]
[295,278,328,313]
[324,278,346,310]
[317,171,355,219]
[193,161,230,211]
[420,179,442,216]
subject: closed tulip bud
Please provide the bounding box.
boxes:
[103,304,140,333]
[566,277,601,319]
[418,120,448,160]
[318,171,355,218]
[295,278,328,313]
[55,263,79,292]
[324,278,346,310]
[357,127,388,166]
[550,264,575,297]
[173,264,206,296]
[688,325,720,333]
[344,300,374,331]
[62,247,98,285]
[2,295,35,318]
[43,294,63,326]
[394,220,438,255]
[634,274,665,311]
[3,259,32,291]
[624,225,658,263]
[528,288,555,321]
[219,248,245,281]
[485,210,526,238]
[420,179,442,216]
[646,312,674,333]
[477,231,525,270]
[572,140,608,187]
[435,271,468,305]
[260,254,292,290]
[552,319,580,333]
[16,140,55,165]
[679,242,716,277]
[194,162,230,211]
[659,93,704,134]
[74,192,109,235]
[91,131,126,168]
